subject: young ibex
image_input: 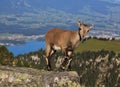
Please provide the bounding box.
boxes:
[45,20,93,70]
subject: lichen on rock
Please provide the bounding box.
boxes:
[0,66,80,87]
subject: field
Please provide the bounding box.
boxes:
[75,38,120,53]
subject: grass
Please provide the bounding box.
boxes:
[75,39,120,53]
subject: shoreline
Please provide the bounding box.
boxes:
[6,40,45,56]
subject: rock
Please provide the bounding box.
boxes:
[0,66,80,87]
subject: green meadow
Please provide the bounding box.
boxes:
[75,39,120,53]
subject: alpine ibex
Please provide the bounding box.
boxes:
[45,20,93,70]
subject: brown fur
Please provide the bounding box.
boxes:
[45,20,93,70]
[45,28,79,55]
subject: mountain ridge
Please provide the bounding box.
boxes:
[0,0,119,14]
[0,0,120,38]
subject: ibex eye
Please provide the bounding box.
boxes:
[78,28,81,30]
[87,30,89,32]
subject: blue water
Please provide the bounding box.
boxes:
[7,40,45,56]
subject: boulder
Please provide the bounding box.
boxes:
[0,66,80,87]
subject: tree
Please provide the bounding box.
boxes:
[0,46,14,65]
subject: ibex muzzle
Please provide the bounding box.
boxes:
[45,20,93,70]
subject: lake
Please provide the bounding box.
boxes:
[7,40,45,56]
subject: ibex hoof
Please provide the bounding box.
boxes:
[47,66,52,71]
[60,66,67,71]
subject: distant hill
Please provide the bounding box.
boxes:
[0,0,119,14]
[101,0,120,4]
[0,0,120,36]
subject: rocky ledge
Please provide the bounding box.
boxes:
[0,66,80,87]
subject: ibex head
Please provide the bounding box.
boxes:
[77,20,93,39]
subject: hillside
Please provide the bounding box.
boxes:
[75,38,120,53]
[0,39,120,87]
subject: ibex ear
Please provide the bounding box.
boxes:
[77,19,81,27]
[87,24,93,31]
[89,24,93,29]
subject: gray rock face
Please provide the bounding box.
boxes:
[0,66,80,87]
